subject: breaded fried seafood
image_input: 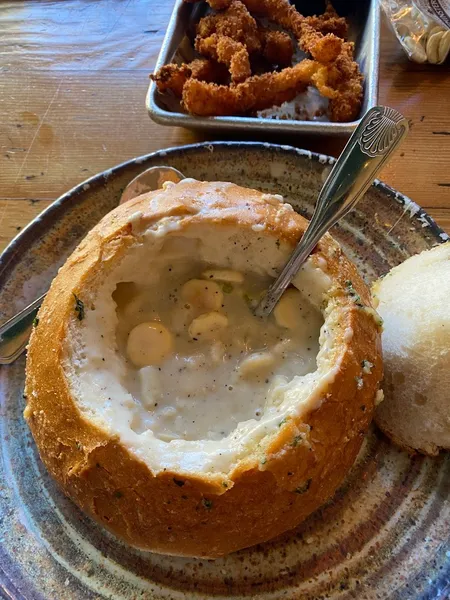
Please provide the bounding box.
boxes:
[151,0,363,122]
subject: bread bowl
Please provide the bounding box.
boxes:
[24,179,382,558]
[373,242,450,456]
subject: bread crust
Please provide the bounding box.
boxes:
[24,181,382,558]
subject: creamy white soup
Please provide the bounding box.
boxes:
[66,206,338,475]
[113,264,323,443]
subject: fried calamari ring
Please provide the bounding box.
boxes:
[152,63,190,96]
[193,0,349,65]
[196,0,261,53]
[189,0,347,61]
[235,0,343,63]
[324,43,364,122]
[291,42,363,122]
[177,0,363,121]
[196,1,294,68]
[182,59,330,115]
[235,0,362,118]
[195,34,251,82]
[151,59,228,96]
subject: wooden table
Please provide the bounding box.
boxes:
[1,0,449,253]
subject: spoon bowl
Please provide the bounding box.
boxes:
[119,166,184,204]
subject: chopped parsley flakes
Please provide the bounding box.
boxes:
[345,281,364,307]
[291,434,304,447]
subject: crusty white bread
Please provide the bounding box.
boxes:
[24,180,382,558]
[373,242,450,456]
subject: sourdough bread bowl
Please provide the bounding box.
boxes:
[373,242,450,456]
[24,179,382,558]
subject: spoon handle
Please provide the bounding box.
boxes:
[0,293,45,365]
[254,106,409,318]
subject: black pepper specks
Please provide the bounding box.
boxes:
[73,294,85,320]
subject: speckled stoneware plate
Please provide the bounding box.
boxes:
[0,142,449,600]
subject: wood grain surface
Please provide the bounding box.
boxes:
[0,0,449,253]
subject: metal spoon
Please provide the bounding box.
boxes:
[119,166,184,204]
[0,166,185,365]
[254,106,409,318]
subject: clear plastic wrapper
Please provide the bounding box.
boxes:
[380,0,450,63]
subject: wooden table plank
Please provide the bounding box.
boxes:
[0,72,205,200]
[377,20,450,207]
[0,0,449,254]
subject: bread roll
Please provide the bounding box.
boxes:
[373,242,450,455]
[24,180,382,558]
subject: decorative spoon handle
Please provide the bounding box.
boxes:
[254,106,409,318]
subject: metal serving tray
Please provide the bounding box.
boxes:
[146,0,380,136]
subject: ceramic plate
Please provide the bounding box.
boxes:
[0,142,449,600]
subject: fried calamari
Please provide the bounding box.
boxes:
[196,0,261,53]
[182,60,331,116]
[196,1,294,69]
[151,59,228,96]
[196,34,251,82]
[152,0,363,122]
